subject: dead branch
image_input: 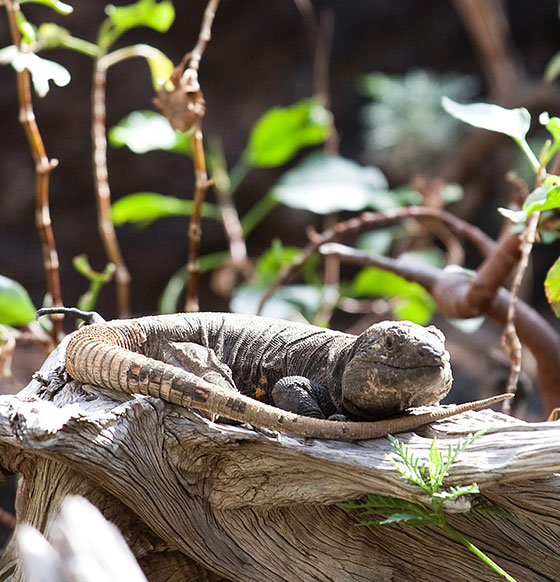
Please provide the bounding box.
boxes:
[4,0,63,342]
[92,59,130,318]
[320,243,560,411]
[1,347,560,582]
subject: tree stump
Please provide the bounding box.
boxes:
[0,337,559,582]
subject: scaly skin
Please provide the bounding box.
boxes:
[54,312,512,441]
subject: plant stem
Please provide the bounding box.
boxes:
[185,125,211,312]
[92,55,131,317]
[240,192,279,237]
[441,522,518,582]
[5,0,63,342]
[229,156,250,194]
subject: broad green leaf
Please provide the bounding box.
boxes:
[545,256,560,317]
[0,275,36,326]
[109,110,191,154]
[99,0,174,48]
[441,97,531,141]
[20,0,73,15]
[273,153,392,214]
[442,97,539,171]
[351,267,435,325]
[0,46,70,97]
[111,192,221,226]
[246,99,331,167]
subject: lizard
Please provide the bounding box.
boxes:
[37,308,512,441]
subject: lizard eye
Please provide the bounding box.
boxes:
[384,333,395,350]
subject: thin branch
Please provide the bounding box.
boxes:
[92,58,130,318]
[179,0,221,312]
[499,167,546,411]
[293,0,338,152]
[450,0,524,102]
[257,207,496,314]
[208,140,252,279]
[5,0,63,342]
[185,125,211,312]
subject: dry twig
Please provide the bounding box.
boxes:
[4,0,63,341]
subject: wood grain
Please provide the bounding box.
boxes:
[0,340,558,581]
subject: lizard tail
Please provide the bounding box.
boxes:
[65,322,513,441]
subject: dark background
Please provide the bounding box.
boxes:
[2,0,560,319]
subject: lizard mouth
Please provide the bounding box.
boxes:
[341,355,453,420]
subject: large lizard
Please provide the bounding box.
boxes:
[38,309,511,441]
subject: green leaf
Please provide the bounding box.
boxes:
[36,23,98,56]
[498,182,560,223]
[377,513,434,526]
[20,0,73,15]
[273,153,393,214]
[142,46,173,90]
[442,97,539,171]
[99,0,174,49]
[16,11,37,46]
[351,267,435,325]
[433,483,480,501]
[111,193,221,226]
[441,97,531,142]
[0,275,36,326]
[246,99,332,167]
[545,256,560,317]
[545,51,560,82]
[109,110,191,154]
[0,46,71,97]
[255,240,319,287]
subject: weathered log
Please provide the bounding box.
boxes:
[0,339,559,582]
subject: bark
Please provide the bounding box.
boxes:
[0,340,558,582]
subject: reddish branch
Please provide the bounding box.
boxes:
[92,60,130,318]
[5,0,63,342]
[155,0,220,312]
[320,243,560,412]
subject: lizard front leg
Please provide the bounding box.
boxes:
[159,341,237,392]
[271,376,337,419]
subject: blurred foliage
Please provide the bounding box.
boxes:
[360,70,478,178]
[0,275,36,327]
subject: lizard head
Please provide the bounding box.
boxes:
[340,321,452,419]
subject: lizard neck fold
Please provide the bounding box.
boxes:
[326,339,355,414]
